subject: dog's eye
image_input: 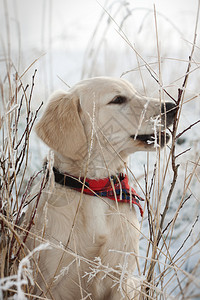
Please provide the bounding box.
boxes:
[108,96,127,105]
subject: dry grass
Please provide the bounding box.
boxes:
[0,1,200,299]
[0,64,46,298]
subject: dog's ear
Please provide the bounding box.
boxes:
[35,90,87,160]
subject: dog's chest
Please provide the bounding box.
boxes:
[46,193,110,245]
[44,186,139,260]
[29,186,139,297]
[84,197,109,240]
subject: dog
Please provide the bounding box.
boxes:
[25,77,176,299]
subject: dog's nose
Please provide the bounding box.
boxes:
[161,102,177,127]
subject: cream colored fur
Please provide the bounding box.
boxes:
[25,77,173,299]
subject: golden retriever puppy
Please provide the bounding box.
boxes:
[25,77,176,299]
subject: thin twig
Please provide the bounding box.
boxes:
[176,119,200,140]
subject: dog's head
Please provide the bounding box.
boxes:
[35,77,176,162]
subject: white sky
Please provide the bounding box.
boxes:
[0,0,199,94]
[0,0,198,51]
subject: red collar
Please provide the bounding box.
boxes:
[53,168,144,217]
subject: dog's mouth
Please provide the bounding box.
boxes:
[131,131,170,148]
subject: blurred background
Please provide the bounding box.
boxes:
[0,0,199,97]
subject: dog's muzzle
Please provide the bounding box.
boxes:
[161,102,177,127]
[132,101,177,147]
